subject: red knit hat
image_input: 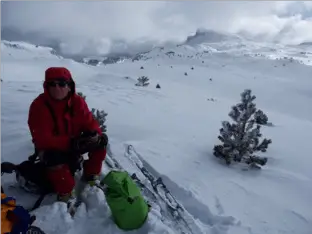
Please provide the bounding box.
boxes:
[45,67,72,82]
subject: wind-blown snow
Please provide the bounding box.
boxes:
[1,39,312,234]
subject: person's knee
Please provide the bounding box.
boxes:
[90,148,106,161]
[46,164,75,195]
[83,149,106,177]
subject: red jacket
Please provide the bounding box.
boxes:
[28,70,102,152]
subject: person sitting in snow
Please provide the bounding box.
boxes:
[27,67,108,210]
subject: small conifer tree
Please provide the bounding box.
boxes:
[91,108,108,133]
[213,89,272,168]
[77,92,108,133]
[135,76,150,87]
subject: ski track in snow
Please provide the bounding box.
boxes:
[128,146,236,227]
[1,40,312,234]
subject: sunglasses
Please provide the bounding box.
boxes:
[47,79,70,88]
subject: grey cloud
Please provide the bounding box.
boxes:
[2,1,312,57]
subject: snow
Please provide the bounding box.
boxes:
[1,38,312,234]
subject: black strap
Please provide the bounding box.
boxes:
[44,100,59,135]
[44,100,74,135]
[28,150,39,162]
[28,193,48,212]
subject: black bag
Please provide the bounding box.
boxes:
[16,160,53,195]
[1,151,83,211]
[1,159,52,211]
[16,151,81,194]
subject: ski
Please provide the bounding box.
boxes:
[124,144,204,234]
[104,143,204,234]
[105,144,123,170]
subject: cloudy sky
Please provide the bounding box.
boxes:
[2,1,312,57]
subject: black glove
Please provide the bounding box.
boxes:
[80,130,98,138]
[99,132,108,148]
[71,131,108,154]
[81,131,108,148]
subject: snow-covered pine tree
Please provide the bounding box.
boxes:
[254,109,268,125]
[77,92,86,100]
[135,76,150,87]
[213,89,272,168]
[91,108,108,133]
[77,92,108,133]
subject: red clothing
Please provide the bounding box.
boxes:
[28,93,102,151]
[28,67,106,195]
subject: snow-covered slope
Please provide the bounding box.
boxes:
[1,39,312,234]
[130,29,312,67]
[1,40,61,59]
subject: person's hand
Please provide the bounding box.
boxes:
[80,131,108,148]
[99,132,108,148]
[71,131,108,154]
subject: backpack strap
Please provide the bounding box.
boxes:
[43,99,74,135]
[28,193,48,212]
[44,100,59,135]
[64,102,74,134]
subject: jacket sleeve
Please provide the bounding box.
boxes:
[28,99,71,151]
[77,96,103,135]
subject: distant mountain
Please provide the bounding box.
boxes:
[3,27,312,68]
[299,42,312,46]
[82,55,131,66]
[183,28,242,46]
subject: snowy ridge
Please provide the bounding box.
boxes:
[1,40,312,234]
[126,29,310,66]
[1,40,61,59]
[132,40,312,67]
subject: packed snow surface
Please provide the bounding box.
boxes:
[1,38,312,234]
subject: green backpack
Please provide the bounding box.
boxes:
[101,170,150,230]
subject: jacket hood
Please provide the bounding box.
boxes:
[43,67,76,100]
